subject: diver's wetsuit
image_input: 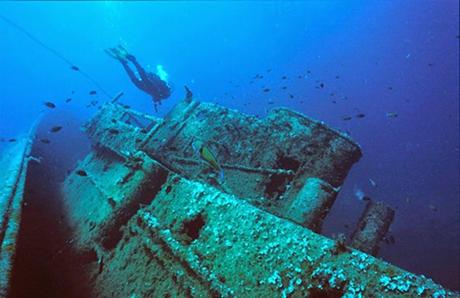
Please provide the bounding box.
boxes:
[120,55,171,111]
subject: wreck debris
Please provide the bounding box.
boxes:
[110,91,124,103]
[350,199,395,256]
[285,177,339,232]
[53,98,458,297]
[92,175,457,297]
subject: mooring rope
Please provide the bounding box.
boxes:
[0,13,112,99]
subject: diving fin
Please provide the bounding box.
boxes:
[184,85,193,102]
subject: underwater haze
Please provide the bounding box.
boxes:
[0,0,459,292]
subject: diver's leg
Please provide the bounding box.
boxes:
[129,58,150,82]
[120,61,144,90]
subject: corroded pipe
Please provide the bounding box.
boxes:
[350,200,395,256]
[285,177,338,232]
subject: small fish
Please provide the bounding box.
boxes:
[353,185,370,201]
[263,88,270,92]
[8,138,17,142]
[355,113,366,118]
[76,170,88,177]
[319,83,325,88]
[86,100,98,108]
[288,94,294,99]
[108,128,120,135]
[387,86,393,90]
[281,86,287,90]
[386,112,398,118]
[335,75,340,79]
[429,205,438,212]
[281,76,288,80]
[40,138,51,144]
[342,116,352,121]
[388,235,395,244]
[368,178,377,187]
[297,75,302,79]
[65,98,72,103]
[89,90,97,95]
[266,68,272,73]
[44,101,56,109]
[50,126,63,133]
[268,100,275,105]
[71,66,79,71]
[332,100,337,104]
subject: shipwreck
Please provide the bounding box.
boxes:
[0,93,458,297]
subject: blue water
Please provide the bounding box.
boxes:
[1,1,458,291]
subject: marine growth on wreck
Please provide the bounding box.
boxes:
[0,96,458,297]
[0,2,459,298]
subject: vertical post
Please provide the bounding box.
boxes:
[285,177,338,232]
[350,200,395,256]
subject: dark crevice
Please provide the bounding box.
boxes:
[264,173,287,199]
[100,168,169,250]
[308,287,344,298]
[264,153,301,199]
[180,213,206,244]
[276,154,301,172]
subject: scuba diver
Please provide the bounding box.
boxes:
[105,45,172,112]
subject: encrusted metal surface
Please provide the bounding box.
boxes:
[93,175,458,297]
[57,100,459,297]
[0,122,38,296]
